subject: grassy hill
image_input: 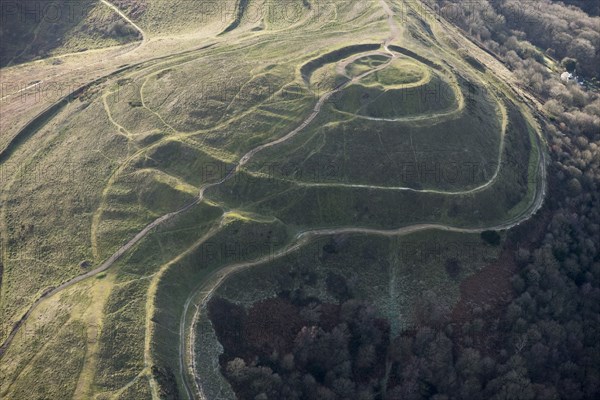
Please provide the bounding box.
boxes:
[0,0,141,67]
[0,0,546,399]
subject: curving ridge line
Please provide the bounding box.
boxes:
[0,3,547,400]
[178,49,400,400]
[0,1,145,104]
[182,1,546,400]
[0,42,219,359]
[237,54,397,169]
[183,124,547,400]
[182,1,547,398]
[0,205,182,357]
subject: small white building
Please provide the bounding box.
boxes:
[560,71,575,82]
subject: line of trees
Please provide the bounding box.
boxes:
[398,1,600,399]
[429,0,599,79]
[210,292,393,400]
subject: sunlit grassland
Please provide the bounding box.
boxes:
[0,92,130,343]
[0,0,547,398]
[0,5,388,377]
[0,275,104,399]
[1,0,140,67]
[1,201,223,399]
[208,98,534,229]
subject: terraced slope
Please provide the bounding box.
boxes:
[0,1,546,399]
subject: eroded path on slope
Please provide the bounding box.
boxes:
[181,1,546,399]
[100,0,147,43]
[0,4,546,400]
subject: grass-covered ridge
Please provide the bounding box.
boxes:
[0,0,547,398]
[0,0,142,67]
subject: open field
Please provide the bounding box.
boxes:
[0,0,549,399]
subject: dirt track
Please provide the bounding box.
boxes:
[0,2,547,399]
[180,1,548,398]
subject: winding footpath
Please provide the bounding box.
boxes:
[181,1,547,399]
[0,3,547,400]
[0,0,145,105]
[182,135,546,400]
